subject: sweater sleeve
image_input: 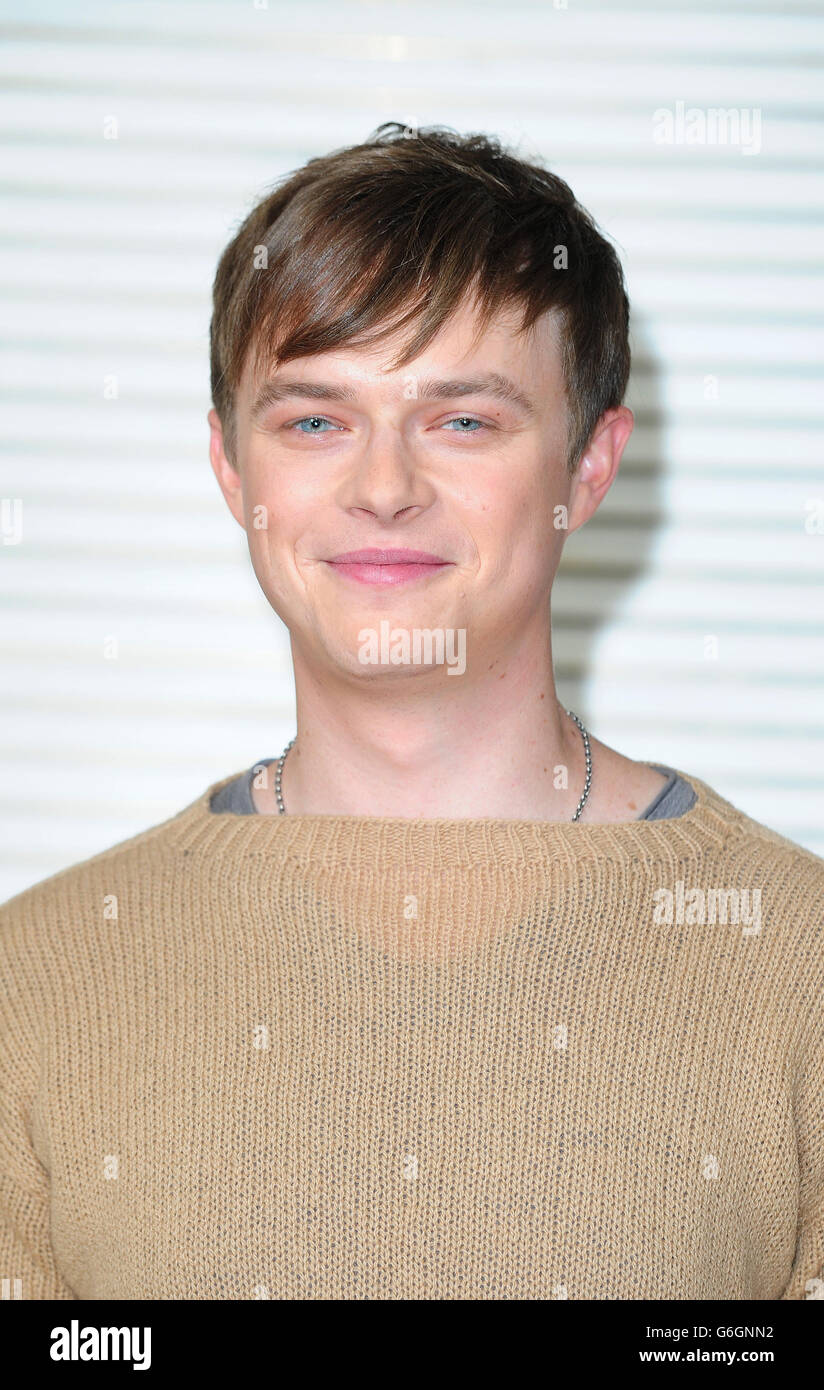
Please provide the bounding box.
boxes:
[0,902,76,1300]
[779,1006,824,1300]
[0,1171,75,1300]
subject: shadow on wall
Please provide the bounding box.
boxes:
[553,314,665,723]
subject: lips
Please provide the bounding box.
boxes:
[325,548,452,588]
[330,549,448,564]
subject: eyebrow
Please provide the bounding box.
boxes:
[250,371,536,420]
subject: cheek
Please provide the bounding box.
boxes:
[237,456,271,527]
[469,464,556,544]
[469,478,564,590]
[237,470,291,586]
[239,458,306,544]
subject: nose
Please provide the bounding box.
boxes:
[334,425,435,524]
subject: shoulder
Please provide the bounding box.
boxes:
[0,772,237,967]
[695,772,824,881]
[678,767,824,985]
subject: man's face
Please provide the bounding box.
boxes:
[209,294,624,684]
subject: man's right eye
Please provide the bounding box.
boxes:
[290,416,340,433]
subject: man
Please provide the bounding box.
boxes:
[1,123,822,1300]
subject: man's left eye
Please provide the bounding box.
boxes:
[442,416,487,433]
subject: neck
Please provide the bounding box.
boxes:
[273,625,589,820]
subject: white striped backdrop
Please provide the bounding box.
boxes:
[1,0,823,899]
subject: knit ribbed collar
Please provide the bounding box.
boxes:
[158,763,738,870]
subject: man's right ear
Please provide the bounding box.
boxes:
[207,408,246,529]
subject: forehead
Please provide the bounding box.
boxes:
[238,294,563,405]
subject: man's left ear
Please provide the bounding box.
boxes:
[567,405,634,533]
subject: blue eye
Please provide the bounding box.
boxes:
[293,415,338,433]
[443,416,485,433]
[288,414,488,436]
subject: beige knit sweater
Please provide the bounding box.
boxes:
[1,765,822,1301]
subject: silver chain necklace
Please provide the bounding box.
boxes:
[274,707,592,820]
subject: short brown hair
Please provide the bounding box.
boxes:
[210,122,630,474]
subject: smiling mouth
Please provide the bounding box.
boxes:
[325,549,453,588]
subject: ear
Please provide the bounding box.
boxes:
[566,406,634,534]
[208,408,246,529]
